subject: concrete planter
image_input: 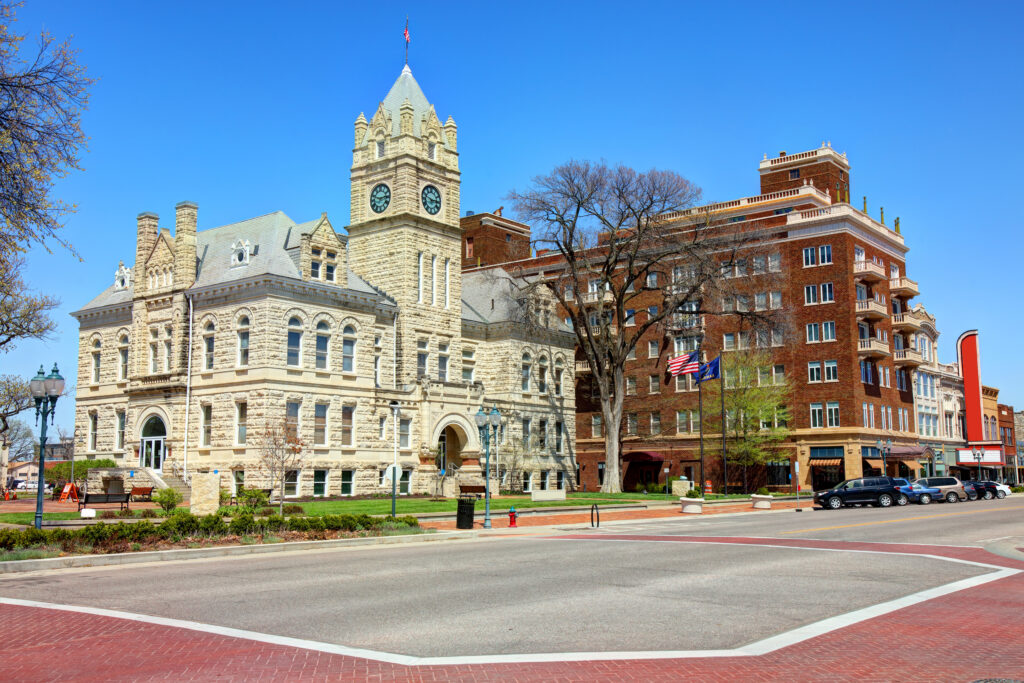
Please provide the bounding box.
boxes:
[751,494,772,510]
[680,497,704,514]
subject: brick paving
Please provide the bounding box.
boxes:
[3,535,1023,682]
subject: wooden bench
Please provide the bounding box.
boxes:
[459,484,486,498]
[78,492,131,512]
[129,486,154,502]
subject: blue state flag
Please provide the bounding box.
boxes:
[697,356,721,384]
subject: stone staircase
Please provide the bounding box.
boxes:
[143,468,191,501]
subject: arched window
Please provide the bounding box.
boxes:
[554,359,564,396]
[203,322,215,370]
[287,317,303,367]
[521,353,532,392]
[118,335,129,381]
[538,357,549,394]
[91,338,102,384]
[315,321,330,371]
[237,316,251,367]
[342,325,356,373]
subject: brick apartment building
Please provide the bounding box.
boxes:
[465,144,933,493]
[997,404,1018,483]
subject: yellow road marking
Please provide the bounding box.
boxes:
[781,505,1024,534]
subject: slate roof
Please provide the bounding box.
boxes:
[379,65,449,146]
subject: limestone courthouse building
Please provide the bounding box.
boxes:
[71,66,577,497]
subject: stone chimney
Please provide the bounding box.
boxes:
[174,201,198,286]
[135,212,159,288]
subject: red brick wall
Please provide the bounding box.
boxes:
[760,160,849,204]
[460,213,531,269]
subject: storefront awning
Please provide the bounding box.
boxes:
[810,459,842,467]
[622,451,664,462]
[863,458,883,468]
[888,446,927,460]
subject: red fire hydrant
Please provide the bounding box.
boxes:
[508,506,518,528]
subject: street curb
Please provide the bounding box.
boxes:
[0,529,477,575]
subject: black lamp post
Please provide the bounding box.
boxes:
[475,405,501,529]
[876,438,892,476]
[30,364,65,530]
[971,446,984,482]
[389,400,400,518]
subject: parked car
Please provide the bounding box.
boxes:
[994,482,1012,498]
[965,480,1004,500]
[913,477,968,503]
[961,481,979,501]
[902,482,941,504]
[893,478,911,505]
[814,476,906,509]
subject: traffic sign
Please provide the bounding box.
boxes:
[384,464,402,484]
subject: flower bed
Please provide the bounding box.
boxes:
[0,511,421,557]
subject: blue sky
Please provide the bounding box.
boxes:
[7,0,1024,431]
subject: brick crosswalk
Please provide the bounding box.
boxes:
[3,535,1023,681]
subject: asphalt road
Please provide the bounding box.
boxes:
[4,498,1020,658]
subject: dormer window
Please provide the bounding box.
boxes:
[113,262,132,290]
[325,264,335,282]
[311,261,320,278]
[377,140,385,158]
[230,239,251,267]
[428,142,436,160]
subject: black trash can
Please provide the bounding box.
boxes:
[456,496,476,529]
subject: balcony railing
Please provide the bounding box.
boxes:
[857,337,890,357]
[580,290,614,306]
[575,361,591,374]
[889,276,920,298]
[853,260,886,281]
[893,348,924,366]
[855,299,888,319]
[892,311,924,330]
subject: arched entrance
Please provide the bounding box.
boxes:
[140,416,166,471]
[437,425,466,474]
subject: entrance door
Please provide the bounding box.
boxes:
[139,416,167,472]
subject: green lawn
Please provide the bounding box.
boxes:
[297,494,639,516]
[0,511,83,525]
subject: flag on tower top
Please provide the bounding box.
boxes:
[404,22,410,43]
[667,351,700,376]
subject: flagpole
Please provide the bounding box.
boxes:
[698,349,705,498]
[404,16,409,65]
[721,353,727,495]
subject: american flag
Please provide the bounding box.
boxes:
[404,25,410,43]
[667,350,700,376]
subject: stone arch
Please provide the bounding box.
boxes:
[284,308,309,328]
[135,405,172,440]
[430,413,479,458]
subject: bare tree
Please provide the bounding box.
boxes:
[509,161,770,492]
[0,1,93,261]
[0,374,31,437]
[1,417,33,461]
[254,419,306,516]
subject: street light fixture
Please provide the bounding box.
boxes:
[30,364,65,530]
[475,405,501,529]
[876,438,892,477]
[389,400,400,518]
[971,446,984,483]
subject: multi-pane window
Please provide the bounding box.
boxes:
[724,332,736,350]
[822,321,836,341]
[768,253,781,272]
[89,413,98,450]
[418,340,428,377]
[554,362,563,396]
[233,470,245,495]
[164,327,172,372]
[340,405,354,446]
[284,470,299,497]
[417,252,424,302]
[521,353,531,391]
[648,341,658,357]
[311,260,320,279]
[340,470,354,495]
[804,285,818,304]
[626,376,636,395]
[826,402,840,427]
[201,404,212,446]
[626,413,638,435]
[809,403,824,428]
[819,245,832,264]
[313,470,328,497]
[236,402,247,445]
[438,342,449,382]
[462,348,475,382]
[770,291,782,309]
[237,316,250,367]
[315,322,330,370]
[555,421,563,453]
[287,317,302,366]
[592,415,603,438]
[754,292,767,311]
[522,471,533,492]
[650,412,661,435]
[116,411,125,450]
[325,263,335,282]
[399,418,411,448]
[118,336,129,380]
[150,329,160,373]
[538,419,548,450]
[649,374,659,393]
[773,364,786,384]
[752,255,766,274]
[646,272,658,288]
[820,283,834,303]
[806,323,821,343]
[824,360,838,382]
[522,418,532,450]
[286,401,300,441]
[342,326,356,373]
[92,339,101,383]
[802,247,817,267]
[808,362,822,383]
[538,358,548,393]
[203,323,215,370]
[314,403,328,446]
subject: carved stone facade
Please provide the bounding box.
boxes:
[72,66,576,499]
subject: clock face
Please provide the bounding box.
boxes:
[421,185,441,215]
[369,184,391,213]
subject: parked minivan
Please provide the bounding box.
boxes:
[814,476,905,509]
[913,477,968,503]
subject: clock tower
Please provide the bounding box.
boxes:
[347,65,464,384]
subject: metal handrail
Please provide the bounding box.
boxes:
[590,503,600,528]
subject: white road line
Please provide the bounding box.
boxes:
[1,540,1018,666]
